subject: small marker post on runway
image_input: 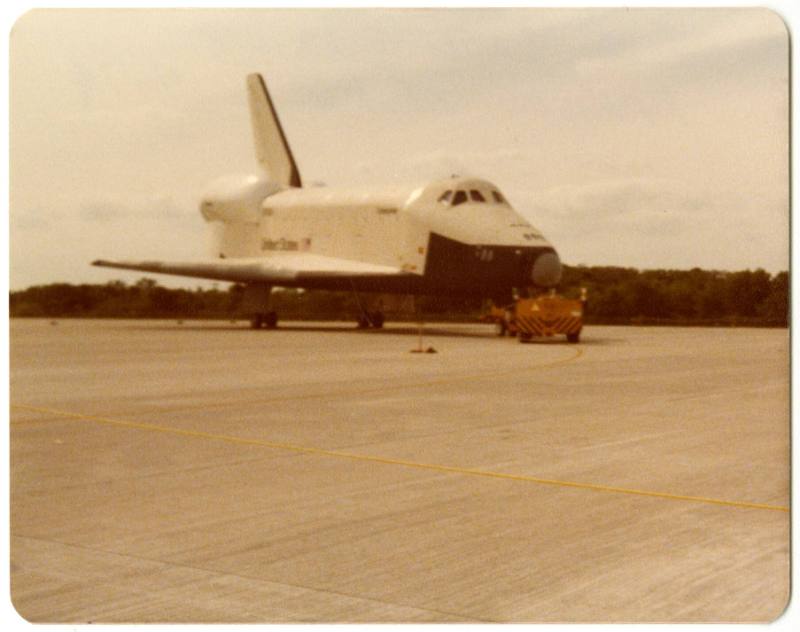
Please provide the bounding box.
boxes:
[410,319,424,353]
[410,298,436,354]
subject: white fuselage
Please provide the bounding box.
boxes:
[200,175,558,290]
[93,73,564,308]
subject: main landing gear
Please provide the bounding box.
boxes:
[250,311,278,329]
[350,280,385,329]
[356,311,385,329]
[242,284,277,330]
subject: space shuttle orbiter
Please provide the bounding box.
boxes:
[94,73,563,328]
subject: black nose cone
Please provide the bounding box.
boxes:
[531,252,562,287]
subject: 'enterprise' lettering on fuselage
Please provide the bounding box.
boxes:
[262,237,311,252]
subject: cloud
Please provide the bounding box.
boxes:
[574,8,785,78]
[354,148,528,185]
[526,178,703,240]
[522,177,787,272]
[8,9,788,288]
[77,197,191,223]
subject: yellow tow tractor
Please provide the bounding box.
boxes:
[483,288,587,343]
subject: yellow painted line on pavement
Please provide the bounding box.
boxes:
[8,346,584,425]
[10,402,788,513]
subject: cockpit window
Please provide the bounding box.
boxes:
[438,190,453,204]
[470,190,486,202]
[452,190,468,206]
[492,190,507,204]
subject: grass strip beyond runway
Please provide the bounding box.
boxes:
[11,403,789,514]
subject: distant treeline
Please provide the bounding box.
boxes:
[9,265,789,327]
[560,266,788,327]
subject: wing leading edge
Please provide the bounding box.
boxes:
[92,253,419,292]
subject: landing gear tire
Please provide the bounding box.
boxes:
[251,312,278,329]
[357,311,385,329]
[495,321,507,337]
[567,331,580,343]
[519,332,532,343]
[370,311,385,329]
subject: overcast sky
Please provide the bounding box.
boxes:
[8,7,789,289]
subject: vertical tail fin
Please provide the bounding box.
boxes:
[246,73,302,188]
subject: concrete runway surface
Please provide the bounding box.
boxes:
[9,319,789,622]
